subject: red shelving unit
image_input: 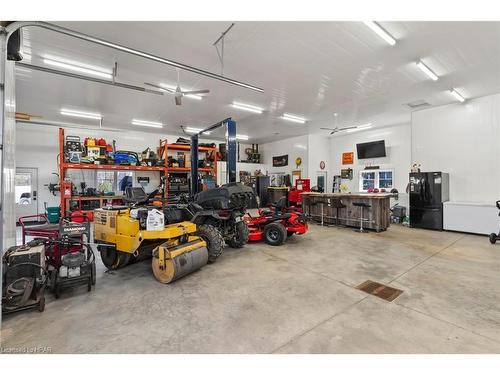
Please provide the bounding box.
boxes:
[164,141,217,196]
[58,129,218,216]
[58,128,171,216]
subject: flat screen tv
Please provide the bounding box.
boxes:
[356,140,386,159]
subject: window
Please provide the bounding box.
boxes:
[15,172,32,204]
[95,171,134,194]
[359,169,394,192]
[378,171,393,189]
[360,171,376,191]
[117,171,133,192]
[96,171,115,194]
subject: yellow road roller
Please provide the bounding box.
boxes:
[93,207,208,283]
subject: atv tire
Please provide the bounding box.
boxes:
[490,233,497,244]
[197,224,225,263]
[228,220,250,248]
[264,222,287,246]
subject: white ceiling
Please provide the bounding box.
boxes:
[15,21,500,142]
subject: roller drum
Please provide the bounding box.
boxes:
[152,240,208,284]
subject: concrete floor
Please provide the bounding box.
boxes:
[1,224,500,353]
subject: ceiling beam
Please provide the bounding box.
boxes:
[6,21,264,93]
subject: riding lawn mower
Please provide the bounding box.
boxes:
[244,197,308,246]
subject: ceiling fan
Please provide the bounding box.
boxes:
[144,69,210,106]
[320,113,358,134]
[320,125,357,135]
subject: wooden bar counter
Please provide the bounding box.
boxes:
[301,192,392,231]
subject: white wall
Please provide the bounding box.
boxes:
[329,123,411,205]
[15,123,217,214]
[260,134,308,179]
[307,134,332,191]
[412,94,500,203]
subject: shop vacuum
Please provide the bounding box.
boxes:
[2,240,48,314]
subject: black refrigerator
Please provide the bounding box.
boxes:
[409,172,449,230]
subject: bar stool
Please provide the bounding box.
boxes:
[310,201,325,226]
[330,198,346,226]
[352,202,371,233]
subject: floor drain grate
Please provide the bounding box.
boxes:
[356,280,403,302]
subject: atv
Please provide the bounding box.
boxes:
[244,197,308,246]
[173,182,256,262]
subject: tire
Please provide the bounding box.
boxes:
[228,221,249,248]
[49,270,57,292]
[99,245,131,270]
[264,222,287,246]
[197,224,225,263]
[91,262,96,285]
[38,295,45,312]
[55,283,60,299]
[490,233,498,244]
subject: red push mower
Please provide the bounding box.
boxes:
[489,200,500,245]
[244,198,308,246]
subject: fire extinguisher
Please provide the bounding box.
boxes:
[62,180,72,198]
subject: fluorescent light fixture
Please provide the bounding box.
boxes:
[185,127,212,135]
[131,119,163,128]
[281,113,306,124]
[363,21,396,46]
[346,123,373,133]
[60,109,102,120]
[416,60,439,81]
[43,55,113,79]
[231,101,263,114]
[449,89,465,103]
[160,84,203,100]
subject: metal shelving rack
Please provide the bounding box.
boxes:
[163,142,218,199]
[58,128,218,216]
[58,128,168,216]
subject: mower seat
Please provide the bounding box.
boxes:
[123,187,148,204]
[270,197,287,212]
[123,187,159,206]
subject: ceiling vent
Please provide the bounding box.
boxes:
[405,100,430,109]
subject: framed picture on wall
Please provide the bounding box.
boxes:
[272,154,288,167]
[342,152,354,165]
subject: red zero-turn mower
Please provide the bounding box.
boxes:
[244,198,308,246]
